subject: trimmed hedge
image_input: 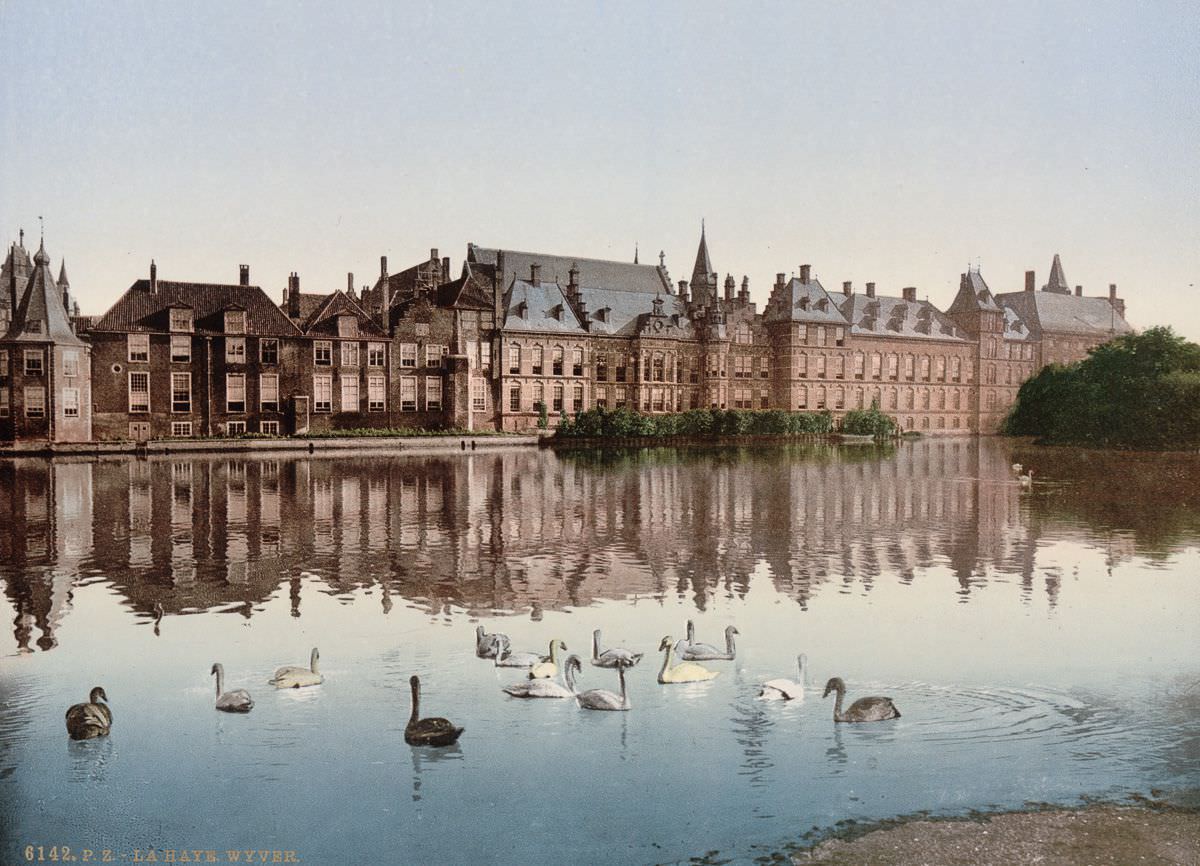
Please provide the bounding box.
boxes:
[840,405,898,438]
[555,407,834,439]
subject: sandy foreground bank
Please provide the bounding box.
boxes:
[787,805,1199,865]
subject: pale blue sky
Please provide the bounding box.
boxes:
[2,1,1197,336]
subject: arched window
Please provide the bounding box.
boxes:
[508,344,521,375]
[572,347,583,376]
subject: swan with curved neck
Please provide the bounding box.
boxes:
[475,625,506,659]
[65,686,112,740]
[822,677,900,722]
[679,621,739,661]
[503,655,580,699]
[657,636,719,683]
[1018,469,1034,488]
[405,675,464,746]
[211,663,254,713]
[493,636,541,668]
[528,638,567,680]
[760,654,807,701]
[591,629,643,669]
[269,647,323,688]
[576,659,632,711]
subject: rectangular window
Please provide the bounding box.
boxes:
[400,376,417,411]
[572,348,583,377]
[870,353,882,379]
[0,387,8,417]
[260,373,279,411]
[400,343,417,368]
[62,387,80,417]
[128,372,150,412]
[595,385,607,408]
[341,341,360,367]
[935,356,946,382]
[170,308,194,332]
[340,374,359,411]
[509,384,522,412]
[480,340,492,370]
[951,357,962,382]
[128,334,150,363]
[552,383,563,412]
[614,385,626,408]
[797,324,807,342]
[816,356,827,378]
[509,345,521,375]
[62,350,80,378]
[552,347,564,376]
[466,340,478,369]
[171,335,191,363]
[261,420,280,435]
[887,354,899,380]
[532,382,544,409]
[171,421,192,437]
[573,384,584,411]
[426,344,444,367]
[313,374,333,412]
[224,310,246,334]
[759,356,770,378]
[260,338,278,364]
[919,356,931,381]
[853,353,865,379]
[424,377,441,411]
[226,421,246,436]
[0,349,7,377]
[24,386,46,418]
[532,346,544,375]
[796,354,807,377]
[367,374,385,411]
[816,327,826,347]
[834,327,845,347]
[226,373,246,412]
[472,378,486,411]
[314,341,332,365]
[171,373,191,413]
[596,354,608,381]
[368,343,386,367]
[225,337,246,364]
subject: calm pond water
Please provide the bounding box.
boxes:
[0,439,1197,865]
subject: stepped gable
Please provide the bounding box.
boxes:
[94,272,302,336]
[4,240,84,345]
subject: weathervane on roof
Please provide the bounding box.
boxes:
[38,216,44,244]
[659,250,665,268]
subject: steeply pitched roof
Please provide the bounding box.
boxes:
[763,277,851,326]
[436,261,494,310]
[93,277,303,336]
[579,285,692,338]
[469,243,671,296]
[3,241,84,345]
[690,224,714,290]
[501,279,587,335]
[1,239,33,316]
[837,291,966,342]
[1042,254,1071,294]
[947,269,1002,316]
[300,290,387,337]
[996,290,1133,337]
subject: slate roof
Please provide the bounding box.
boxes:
[1042,254,1071,294]
[837,292,967,342]
[93,277,303,336]
[2,240,33,316]
[947,269,1002,316]
[996,290,1133,337]
[3,241,85,345]
[763,277,852,326]
[436,261,494,310]
[501,279,587,335]
[469,244,671,296]
[580,286,692,338]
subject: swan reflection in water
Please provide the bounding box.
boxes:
[409,741,464,803]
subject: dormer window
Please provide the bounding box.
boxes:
[170,308,194,332]
[224,310,246,334]
[798,297,810,310]
[25,321,42,335]
[516,301,528,319]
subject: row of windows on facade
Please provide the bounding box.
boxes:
[0,348,83,378]
[0,386,81,418]
[124,334,454,369]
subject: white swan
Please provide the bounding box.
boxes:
[657,636,719,683]
[1011,462,1023,474]
[576,659,632,711]
[475,625,506,659]
[591,629,643,669]
[1018,469,1034,489]
[528,638,567,680]
[269,647,324,689]
[503,655,580,699]
[759,654,807,701]
[211,663,254,713]
[493,636,540,668]
[679,621,738,661]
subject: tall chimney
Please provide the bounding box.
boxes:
[442,256,450,279]
[288,272,301,318]
[724,273,734,302]
[902,286,917,302]
[678,279,688,297]
[1109,284,1125,319]
[430,248,439,262]
[739,275,750,302]
[530,263,541,287]
[567,263,579,298]
[1025,270,1035,293]
[380,255,388,279]
[347,272,354,294]
[149,260,158,295]
[799,264,811,284]
[842,280,852,297]
[775,273,786,291]
[865,281,876,299]
[1074,285,1082,297]
[239,264,249,286]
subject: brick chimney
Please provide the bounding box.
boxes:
[347,272,354,294]
[902,286,917,302]
[149,259,158,295]
[775,273,786,291]
[678,279,689,298]
[1025,270,1035,293]
[430,248,439,263]
[842,280,852,297]
[287,273,301,318]
[799,264,811,284]
[724,273,734,302]
[442,256,450,280]
[865,281,876,299]
[739,275,750,302]
[1109,283,1125,318]
[530,263,541,287]
[239,264,250,286]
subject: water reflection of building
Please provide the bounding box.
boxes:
[1,440,1195,651]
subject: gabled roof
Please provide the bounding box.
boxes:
[436,260,494,310]
[501,279,587,335]
[93,276,303,336]
[469,243,671,296]
[3,241,84,345]
[1042,254,1071,294]
[1,239,33,315]
[763,276,851,325]
[837,291,966,342]
[996,290,1133,337]
[300,290,387,336]
[947,269,1002,316]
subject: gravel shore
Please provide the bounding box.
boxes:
[789,804,1200,865]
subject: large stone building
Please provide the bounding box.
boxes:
[0,226,1134,446]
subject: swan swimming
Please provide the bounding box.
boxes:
[760,654,807,701]
[591,629,643,669]
[269,647,324,689]
[822,676,901,722]
[657,636,719,683]
[503,655,580,699]
[65,686,112,740]
[1018,469,1034,489]
[679,621,738,661]
[211,663,254,713]
[528,639,567,680]
[576,659,633,711]
[475,625,506,659]
[405,675,464,747]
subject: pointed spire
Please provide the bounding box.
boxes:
[1043,254,1070,294]
[690,220,714,300]
[58,259,70,288]
[34,237,49,266]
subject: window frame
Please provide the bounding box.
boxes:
[128,371,151,413]
[226,372,246,413]
[127,334,150,363]
[171,372,192,414]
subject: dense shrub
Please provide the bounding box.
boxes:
[1004,326,1200,448]
[554,407,833,439]
[840,404,898,437]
